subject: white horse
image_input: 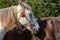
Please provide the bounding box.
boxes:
[0,2,39,40]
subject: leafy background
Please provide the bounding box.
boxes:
[0,0,60,18]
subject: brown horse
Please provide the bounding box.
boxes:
[32,17,56,40]
[40,17,60,40]
[3,17,58,40]
[40,17,56,40]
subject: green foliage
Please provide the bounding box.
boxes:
[0,0,60,18]
[28,0,60,18]
[0,0,18,9]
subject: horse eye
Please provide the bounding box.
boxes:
[26,7,30,10]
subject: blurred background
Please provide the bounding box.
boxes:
[0,0,60,18]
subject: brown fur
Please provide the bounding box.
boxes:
[44,18,56,40]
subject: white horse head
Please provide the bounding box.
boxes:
[0,2,39,40]
[17,2,39,34]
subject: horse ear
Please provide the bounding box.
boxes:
[19,0,27,4]
[20,0,26,2]
[18,0,22,6]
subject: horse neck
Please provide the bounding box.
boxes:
[0,6,18,40]
[0,6,17,32]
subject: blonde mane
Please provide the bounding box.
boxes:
[0,6,18,30]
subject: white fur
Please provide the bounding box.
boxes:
[33,20,40,31]
[17,4,23,19]
[0,3,40,40]
[25,9,31,21]
[17,3,40,33]
[20,17,28,25]
[17,4,28,25]
[17,4,31,25]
